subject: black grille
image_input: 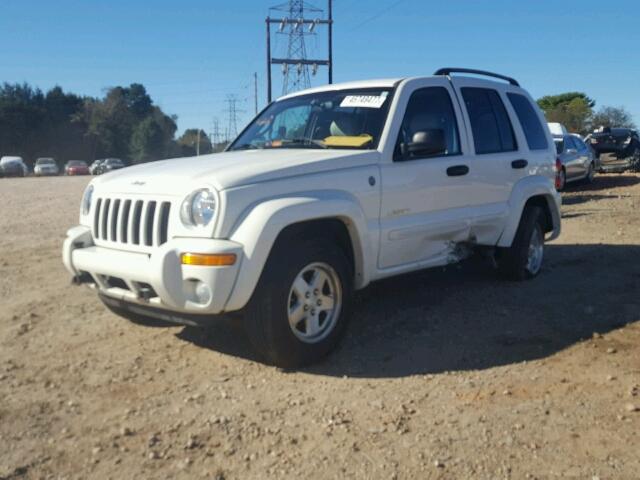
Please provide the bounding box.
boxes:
[92,197,171,248]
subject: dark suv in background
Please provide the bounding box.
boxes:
[94,158,126,175]
[587,127,640,172]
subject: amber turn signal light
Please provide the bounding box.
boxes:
[181,253,237,266]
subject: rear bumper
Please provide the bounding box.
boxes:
[62,225,243,316]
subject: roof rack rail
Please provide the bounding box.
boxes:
[434,68,520,87]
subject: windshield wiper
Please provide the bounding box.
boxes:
[232,143,261,151]
[280,138,328,149]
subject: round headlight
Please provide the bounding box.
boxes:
[181,188,216,227]
[82,185,94,215]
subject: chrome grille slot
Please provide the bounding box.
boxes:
[143,201,156,247]
[159,202,171,245]
[93,198,102,239]
[92,196,171,251]
[110,199,120,241]
[131,200,143,245]
[101,199,111,240]
[120,200,131,243]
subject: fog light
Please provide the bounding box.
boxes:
[194,282,212,305]
[181,253,237,266]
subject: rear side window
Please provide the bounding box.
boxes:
[507,93,549,150]
[461,88,516,154]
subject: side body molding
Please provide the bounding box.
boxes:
[224,191,374,311]
[497,175,562,247]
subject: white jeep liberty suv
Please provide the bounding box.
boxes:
[63,68,561,367]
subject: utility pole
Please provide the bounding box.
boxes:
[253,72,259,116]
[196,129,201,156]
[265,0,333,102]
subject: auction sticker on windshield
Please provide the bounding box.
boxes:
[340,92,388,109]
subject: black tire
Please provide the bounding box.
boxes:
[583,162,595,184]
[244,236,353,368]
[557,168,566,191]
[497,206,545,281]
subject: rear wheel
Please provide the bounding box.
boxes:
[584,162,595,184]
[498,206,545,281]
[557,168,567,191]
[244,237,353,368]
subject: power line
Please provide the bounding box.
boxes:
[347,0,405,31]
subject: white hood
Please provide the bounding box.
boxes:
[92,149,379,195]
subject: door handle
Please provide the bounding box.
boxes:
[446,165,469,176]
[511,159,528,169]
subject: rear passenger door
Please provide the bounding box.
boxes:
[449,79,524,243]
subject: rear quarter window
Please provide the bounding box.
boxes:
[507,93,549,151]
[461,87,517,155]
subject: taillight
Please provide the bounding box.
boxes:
[555,157,562,189]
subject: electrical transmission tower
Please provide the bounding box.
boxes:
[211,117,222,151]
[224,95,243,141]
[266,0,333,102]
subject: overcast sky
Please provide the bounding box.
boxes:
[2,0,639,135]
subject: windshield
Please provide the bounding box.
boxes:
[37,158,55,165]
[229,88,394,151]
[68,161,86,166]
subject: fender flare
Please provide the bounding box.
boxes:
[224,191,374,311]
[497,176,562,247]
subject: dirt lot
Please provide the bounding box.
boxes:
[1,174,639,480]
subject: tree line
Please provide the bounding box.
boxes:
[537,92,636,135]
[0,82,636,169]
[0,82,226,168]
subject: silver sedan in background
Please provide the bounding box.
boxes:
[554,134,596,190]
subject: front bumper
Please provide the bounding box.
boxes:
[62,225,243,316]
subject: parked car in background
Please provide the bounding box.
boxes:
[571,133,599,171]
[64,68,562,367]
[549,125,596,190]
[94,158,125,175]
[0,156,28,177]
[65,160,90,175]
[34,157,60,176]
[587,127,640,172]
[89,160,104,175]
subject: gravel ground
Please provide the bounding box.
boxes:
[1,174,639,480]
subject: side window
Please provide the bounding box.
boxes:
[506,93,549,150]
[394,87,461,161]
[565,136,578,151]
[574,137,588,153]
[461,87,517,154]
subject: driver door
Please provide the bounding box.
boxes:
[377,78,477,270]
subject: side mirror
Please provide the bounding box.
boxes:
[402,129,446,158]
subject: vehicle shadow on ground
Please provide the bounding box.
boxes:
[561,174,639,206]
[176,243,639,377]
[564,173,639,193]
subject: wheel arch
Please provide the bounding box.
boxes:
[224,192,373,312]
[497,176,561,248]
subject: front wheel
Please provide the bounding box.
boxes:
[244,238,353,368]
[497,206,545,281]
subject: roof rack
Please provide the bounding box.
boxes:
[434,68,520,87]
